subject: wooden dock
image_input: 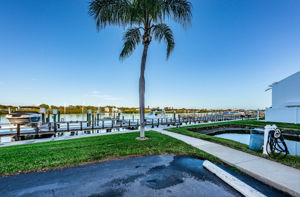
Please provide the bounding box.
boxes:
[0,114,254,140]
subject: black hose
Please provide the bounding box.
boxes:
[266,129,289,158]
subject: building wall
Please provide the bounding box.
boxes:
[266,107,300,124]
[266,71,300,123]
[272,71,300,108]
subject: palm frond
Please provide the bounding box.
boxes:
[162,0,192,26]
[89,0,131,30]
[152,24,175,59]
[120,27,142,59]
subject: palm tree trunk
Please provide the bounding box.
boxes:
[139,43,149,138]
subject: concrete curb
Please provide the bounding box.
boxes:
[203,160,266,197]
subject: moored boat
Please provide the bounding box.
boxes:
[145,109,167,123]
[5,106,41,125]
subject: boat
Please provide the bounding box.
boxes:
[5,106,41,125]
[223,111,245,116]
[145,109,167,123]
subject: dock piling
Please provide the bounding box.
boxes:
[16,124,20,141]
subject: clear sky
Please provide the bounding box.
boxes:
[0,0,299,109]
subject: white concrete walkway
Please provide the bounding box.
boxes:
[0,129,137,147]
[156,128,300,197]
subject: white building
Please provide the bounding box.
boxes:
[265,71,300,124]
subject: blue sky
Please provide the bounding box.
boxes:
[0,0,299,109]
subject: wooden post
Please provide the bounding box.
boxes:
[58,111,61,123]
[53,114,57,123]
[151,119,154,128]
[92,114,95,127]
[67,122,70,131]
[35,125,39,136]
[47,111,50,123]
[16,124,20,141]
[92,114,95,129]
[97,113,100,126]
[102,120,104,129]
[157,118,160,127]
[86,113,89,126]
[42,113,45,124]
[80,121,83,131]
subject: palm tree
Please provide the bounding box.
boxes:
[89,0,192,139]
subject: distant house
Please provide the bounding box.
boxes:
[265,71,300,124]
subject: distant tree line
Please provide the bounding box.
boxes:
[0,104,220,114]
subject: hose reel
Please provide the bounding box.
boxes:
[266,128,289,158]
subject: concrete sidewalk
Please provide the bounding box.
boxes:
[0,129,137,147]
[155,128,300,197]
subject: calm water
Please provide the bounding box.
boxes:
[0,112,175,144]
[0,112,220,124]
[0,113,181,124]
[0,113,142,124]
[215,133,300,156]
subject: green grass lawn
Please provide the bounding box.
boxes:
[0,131,219,176]
[182,119,300,133]
[167,122,300,169]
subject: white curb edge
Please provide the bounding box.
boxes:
[203,160,266,197]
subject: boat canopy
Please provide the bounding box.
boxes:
[19,106,40,109]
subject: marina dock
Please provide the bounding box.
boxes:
[0,113,254,141]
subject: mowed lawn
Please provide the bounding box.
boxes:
[167,120,300,169]
[182,119,300,133]
[0,131,218,176]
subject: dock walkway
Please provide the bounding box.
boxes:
[156,128,300,197]
[0,114,250,139]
